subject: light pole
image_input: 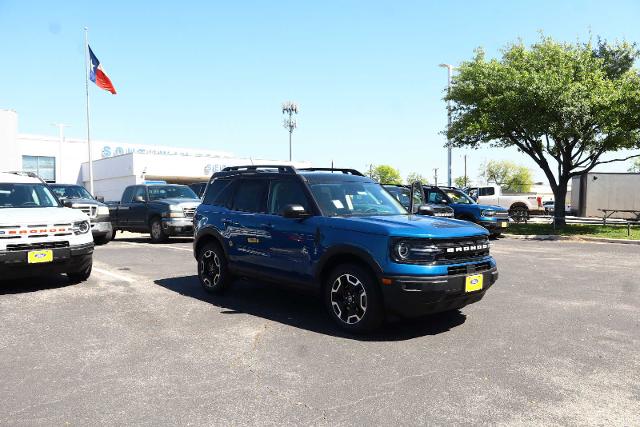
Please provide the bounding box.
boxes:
[433,168,439,187]
[282,101,298,162]
[439,63,455,187]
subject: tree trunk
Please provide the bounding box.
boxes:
[553,178,569,227]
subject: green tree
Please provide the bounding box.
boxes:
[446,36,640,225]
[369,165,402,184]
[481,160,533,192]
[628,157,640,172]
[454,176,471,188]
[406,172,428,184]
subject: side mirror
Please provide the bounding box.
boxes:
[134,195,146,203]
[62,199,74,208]
[416,204,433,216]
[96,196,105,203]
[282,204,311,219]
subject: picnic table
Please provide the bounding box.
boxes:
[599,209,640,224]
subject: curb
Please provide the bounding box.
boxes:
[503,233,640,245]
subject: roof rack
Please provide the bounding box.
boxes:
[222,165,296,174]
[297,168,364,176]
[5,171,48,184]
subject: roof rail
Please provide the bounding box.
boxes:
[5,171,47,184]
[222,165,296,174]
[297,167,365,176]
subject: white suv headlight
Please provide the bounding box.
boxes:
[73,220,90,235]
[97,206,109,216]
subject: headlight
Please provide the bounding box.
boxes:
[73,220,90,235]
[481,209,495,217]
[169,205,183,212]
[391,239,442,264]
[97,206,109,216]
[162,210,185,218]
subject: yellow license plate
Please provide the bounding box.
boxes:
[465,274,483,293]
[500,221,508,228]
[28,249,53,264]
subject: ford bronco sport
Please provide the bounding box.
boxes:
[193,166,498,332]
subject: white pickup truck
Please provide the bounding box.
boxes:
[0,172,94,282]
[466,185,543,221]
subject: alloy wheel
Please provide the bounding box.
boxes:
[200,250,221,289]
[330,273,367,325]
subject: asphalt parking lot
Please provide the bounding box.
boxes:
[1,236,638,425]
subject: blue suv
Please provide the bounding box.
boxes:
[193,166,498,332]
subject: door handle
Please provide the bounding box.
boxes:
[222,219,240,227]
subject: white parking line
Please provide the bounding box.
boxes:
[93,267,136,283]
[111,240,193,252]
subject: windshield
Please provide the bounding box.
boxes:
[0,183,60,208]
[444,189,476,205]
[310,182,407,216]
[147,185,198,201]
[51,185,93,200]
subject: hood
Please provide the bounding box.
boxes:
[326,214,488,238]
[65,198,105,207]
[0,207,89,226]
[150,198,201,206]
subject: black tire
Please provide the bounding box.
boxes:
[94,234,110,245]
[197,242,232,294]
[324,263,384,333]
[509,205,529,223]
[67,261,92,283]
[150,217,169,243]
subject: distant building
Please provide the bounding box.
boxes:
[571,172,640,219]
[0,110,310,201]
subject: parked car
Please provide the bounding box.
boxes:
[383,184,454,217]
[423,186,510,237]
[188,182,208,199]
[108,184,200,243]
[465,185,543,221]
[0,172,94,282]
[49,184,113,245]
[543,200,572,215]
[193,166,498,333]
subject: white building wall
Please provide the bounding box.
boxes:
[581,173,640,219]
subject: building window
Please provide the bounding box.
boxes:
[22,155,56,182]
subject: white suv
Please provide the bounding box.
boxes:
[0,172,94,282]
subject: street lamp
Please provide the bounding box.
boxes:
[439,63,455,187]
[282,101,299,162]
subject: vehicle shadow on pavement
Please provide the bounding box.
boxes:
[0,275,73,295]
[113,237,193,245]
[154,275,467,341]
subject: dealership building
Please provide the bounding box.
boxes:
[0,110,310,201]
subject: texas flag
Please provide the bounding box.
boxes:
[88,46,117,94]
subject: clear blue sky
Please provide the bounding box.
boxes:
[2,0,639,183]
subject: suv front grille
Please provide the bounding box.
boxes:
[76,205,98,218]
[494,212,509,219]
[433,237,490,263]
[6,241,70,251]
[183,207,196,218]
[447,261,492,276]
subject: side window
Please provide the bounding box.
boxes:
[231,179,268,213]
[133,186,147,202]
[202,179,230,206]
[268,179,310,215]
[427,190,445,204]
[122,187,134,203]
[479,187,494,196]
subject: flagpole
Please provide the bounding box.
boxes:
[83,27,95,196]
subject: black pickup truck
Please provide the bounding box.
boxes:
[108,184,201,243]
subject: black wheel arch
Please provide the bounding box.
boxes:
[314,245,383,288]
[194,226,228,260]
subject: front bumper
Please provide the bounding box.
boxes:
[479,219,509,232]
[0,242,94,280]
[381,267,498,318]
[91,220,113,237]
[162,218,194,235]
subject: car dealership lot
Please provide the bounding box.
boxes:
[1,237,638,425]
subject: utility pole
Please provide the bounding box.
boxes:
[439,63,455,187]
[51,123,70,182]
[281,101,298,162]
[433,168,439,187]
[464,154,467,187]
